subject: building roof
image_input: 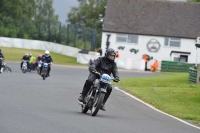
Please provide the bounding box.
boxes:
[103,0,200,39]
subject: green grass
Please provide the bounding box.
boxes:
[1,47,85,66]
[115,73,200,125]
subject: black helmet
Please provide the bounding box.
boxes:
[105,48,116,61]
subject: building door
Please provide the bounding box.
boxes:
[179,55,188,62]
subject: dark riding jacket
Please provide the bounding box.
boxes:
[88,57,119,81]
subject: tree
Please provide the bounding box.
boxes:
[0,0,37,38]
[34,0,59,41]
[67,0,107,48]
[188,0,200,2]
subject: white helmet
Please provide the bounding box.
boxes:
[45,50,50,54]
[45,50,50,56]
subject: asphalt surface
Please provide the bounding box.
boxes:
[0,62,199,133]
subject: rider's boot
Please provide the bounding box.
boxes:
[100,96,109,111]
[78,95,84,102]
[78,80,93,102]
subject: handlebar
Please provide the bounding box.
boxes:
[92,71,119,82]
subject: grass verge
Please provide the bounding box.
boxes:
[1,47,85,66]
[115,72,200,125]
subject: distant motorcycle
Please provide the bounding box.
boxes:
[21,60,30,73]
[36,62,42,75]
[79,71,116,116]
[1,61,12,73]
[40,62,51,80]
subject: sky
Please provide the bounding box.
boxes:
[53,0,79,24]
[53,0,187,24]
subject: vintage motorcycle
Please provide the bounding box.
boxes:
[36,62,42,75]
[79,71,116,116]
[1,61,12,73]
[21,60,30,73]
[40,62,50,80]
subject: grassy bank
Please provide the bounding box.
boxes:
[1,47,84,66]
[115,73,200,125]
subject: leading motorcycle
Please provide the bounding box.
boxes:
[79,71,116,116]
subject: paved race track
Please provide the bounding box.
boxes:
[0,62,199,133]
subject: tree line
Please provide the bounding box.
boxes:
[0,0,59,41]
[0,0,198,49]
[66,0,107,48]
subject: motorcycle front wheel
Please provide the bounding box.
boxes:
[91,92,105,116]
[42,68,47,80]
[22,67,27,73]
[5,67,12,72]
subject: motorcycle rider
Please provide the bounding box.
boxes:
[35,54,42,67]
[29,53,36,70]
[40,50,53,76]
[21,52,30,69]
[78,48,120,111]
[0,48,5,74]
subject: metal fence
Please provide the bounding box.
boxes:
[0,19,96,51]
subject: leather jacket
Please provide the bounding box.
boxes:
[89,57,119,79]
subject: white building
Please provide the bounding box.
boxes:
[101,0,200,70]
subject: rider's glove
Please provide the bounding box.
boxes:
[113,77,120,82]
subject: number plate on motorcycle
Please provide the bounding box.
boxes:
[44,63,48,67]
[100,74,111,83]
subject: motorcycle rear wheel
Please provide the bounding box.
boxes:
[81,90,93,113]
[81,104,89,113]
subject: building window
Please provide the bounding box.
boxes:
[165,37,181,47]
[116,34,138,44]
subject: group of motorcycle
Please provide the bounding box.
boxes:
[21,60,50,80]
[79,71,117,116]
[0,57,50,80]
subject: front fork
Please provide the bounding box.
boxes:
[93,85,107,105]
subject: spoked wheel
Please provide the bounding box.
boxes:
[81,104,89,113]
[42,68,47,80]
[22,67,27,73]
[5,67,12,72]
[36,67,40,74]
[27,68,31,72]
[91,93,105,116]
[81,90,93,113]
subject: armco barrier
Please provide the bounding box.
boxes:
[161,61,194,72]
[0,37,81,58]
